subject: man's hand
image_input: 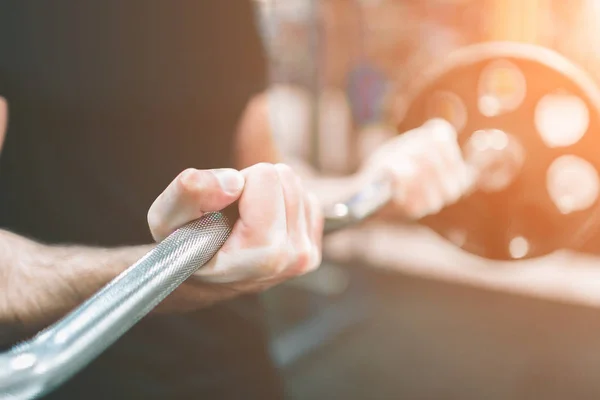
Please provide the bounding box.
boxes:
[148,163,323,310]
[359,119,475,219]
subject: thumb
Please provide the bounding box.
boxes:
[0,97,7,154]
[148,168,245,241]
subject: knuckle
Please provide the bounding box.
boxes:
[262,243,292,277]
[294,229,320,272]
[247,163,282,187]
[289,249,313,276]
[406,204,425,219]
[275,163,298,188]
[402,126,420,140]
[178,168,197,180]
[252,162,278,176]
[264,240,318,278]
[274,162,294,175]
[415,150,438,169]
[428,118,457,139]
[278,163,305,189]
[390,157,417,180]
[176,168,199,193]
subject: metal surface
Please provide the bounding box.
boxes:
[0,179,391,399]
[0,213,232,400]
[324,178,393,234]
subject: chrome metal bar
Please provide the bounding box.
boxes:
[0,213,232,400]
[324,177,393,234]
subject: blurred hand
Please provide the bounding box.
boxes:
[148,163,323,308]
[359,119,475,219]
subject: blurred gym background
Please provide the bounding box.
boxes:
[250,1,600,399]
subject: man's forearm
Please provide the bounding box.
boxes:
[0,229,152,344]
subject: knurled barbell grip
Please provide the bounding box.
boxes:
[0,212,232,400]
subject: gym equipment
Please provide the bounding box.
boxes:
[397,42,600,260]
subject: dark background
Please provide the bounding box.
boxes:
[268,262,600,400]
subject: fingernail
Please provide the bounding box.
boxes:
[212,168,245,195]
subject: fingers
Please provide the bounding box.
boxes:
[198,163,323,284]
[0,97,7,154]
[230,163,318,274]
[399,119,472,218]
[274,164,319,275]
[363,118,474,219]
[424,119,474,195]
[275,164,305,239]
[232,163,288,248]
[417,119,470,205]
[305,192,324,267]
[148,168,244,241]
[395,130,446,217]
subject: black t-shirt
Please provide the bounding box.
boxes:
[0,2,283,398]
